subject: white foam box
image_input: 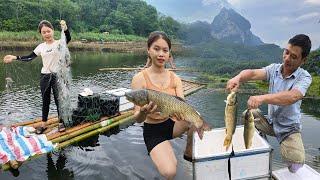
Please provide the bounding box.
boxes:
[193,126,272,180]
[272,164,320,180]
[106,88,134,112]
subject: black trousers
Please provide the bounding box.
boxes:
[40,73,60,122]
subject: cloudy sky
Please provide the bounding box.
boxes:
[144,0,320,49]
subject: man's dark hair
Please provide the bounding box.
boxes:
[288,34,312,58]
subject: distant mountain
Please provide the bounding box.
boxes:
[189,38,282,62]
[211,8,264,46]
[180,21,213,44]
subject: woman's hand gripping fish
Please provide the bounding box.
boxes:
[125,89,211,139]
[224,91,237,150]
[243,109,255,149]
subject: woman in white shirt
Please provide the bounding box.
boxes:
[3,20,71,134]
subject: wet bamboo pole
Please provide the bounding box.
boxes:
[46,115,118,140]
[56,115,134,149]
[51,111,133,143]
[12,115,57,127]
[29,117,59,128]
[184,85,206,96]
[47,122,92,140]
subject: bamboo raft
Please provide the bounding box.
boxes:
[98,67,196,72]
[0,79,206,171]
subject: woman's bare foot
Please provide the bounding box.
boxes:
[35,121,47,134]
[58,123,66,132]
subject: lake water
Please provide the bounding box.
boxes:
[0,51,319,179]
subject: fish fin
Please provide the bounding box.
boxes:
[174,96,185,102]
[245,141,253,149]
[202,120,212,131]
[245,142,251,149]
[159,111,169,117]
[196,127,204,140]
[223,137,232,150]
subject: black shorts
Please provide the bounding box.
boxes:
[143,118,175,153]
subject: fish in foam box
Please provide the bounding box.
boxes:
[193,126,272,180]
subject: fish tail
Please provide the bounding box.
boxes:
[223,136,232,149]
[196,127,204,140]
[245,141,252,149]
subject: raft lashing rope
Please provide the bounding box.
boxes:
[71,93,120,126]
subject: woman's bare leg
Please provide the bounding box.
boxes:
[150,141,177,180]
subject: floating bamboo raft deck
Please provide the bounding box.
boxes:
[1,79,206,171]
[98,67,196,72]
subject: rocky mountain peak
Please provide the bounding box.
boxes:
[211,7,263,46]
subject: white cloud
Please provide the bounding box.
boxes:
[305,0,320,5]
[226,0,241,6]
[202,0,215,6]
[279,12,320,24]
[201,0,232,8]
[296,12,320,21]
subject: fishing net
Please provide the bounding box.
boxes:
[56,29,73,127]
[71,93,120,126]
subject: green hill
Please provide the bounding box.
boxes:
[189,38,283,62]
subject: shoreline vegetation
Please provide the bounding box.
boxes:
[199,73,320,98]
[0,31,184,53]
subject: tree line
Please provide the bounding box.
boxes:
[0,0,182,38]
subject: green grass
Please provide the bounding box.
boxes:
[198,73,229,88]
[0,31,146,42]
[306,74,320,97]
[75,32,146,42]
[200,73,320,97]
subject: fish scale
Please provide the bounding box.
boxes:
[243,109,255,149]
[223,91,237,150]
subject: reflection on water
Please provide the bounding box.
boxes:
[0,51,319,179]
[47,152,74,180]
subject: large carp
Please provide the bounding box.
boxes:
[223,91,237,150]
[243,109,255,149]
[125,89,211,139]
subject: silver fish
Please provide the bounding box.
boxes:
[243,109,255,149]
[223,91,237,150]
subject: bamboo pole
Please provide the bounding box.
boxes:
[47,122,92,140]
[183,84,199,91]
[184,85,206,96]
[51,111,133,143]
[12,115,57,127]
[29,117,59,128]
[56,116,134,149]
[181,79,208,86]
[47,112,131,140]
